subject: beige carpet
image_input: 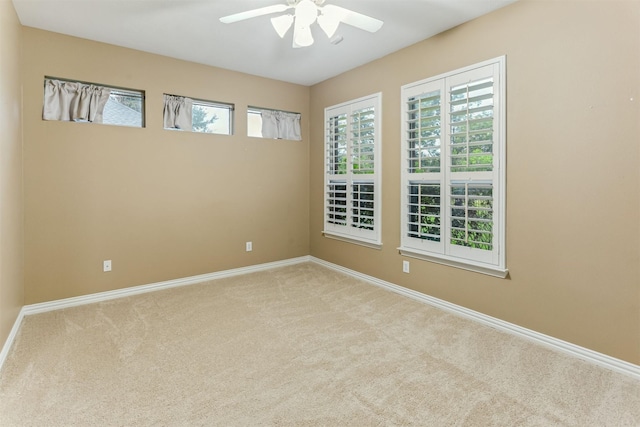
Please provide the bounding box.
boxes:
[0,263,638,426]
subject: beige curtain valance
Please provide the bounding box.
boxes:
[43,79,111,123]
[261,110,301,140]
[163,95,193,131]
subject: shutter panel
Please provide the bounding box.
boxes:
[402,80,445,253]
[327,113,348,176]
[352,182,375,231]
[407,182,441,241]
[449,182,493,250]
[449,77,494,173]
[407,90,441,174]
[327,181,348,226]
[351,107,375,175]
[446,63,498,263]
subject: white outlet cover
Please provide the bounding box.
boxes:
[402,260,410,273]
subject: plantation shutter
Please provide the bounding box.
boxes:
[324,94,381,246]
[400,58,506,275]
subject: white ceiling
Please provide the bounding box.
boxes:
[12,0,517,86]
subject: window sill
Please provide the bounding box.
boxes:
[323,232,382,250]
[398,247,508,278]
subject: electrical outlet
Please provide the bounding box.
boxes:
[246,241,252,252]
[103,260,112,272]
[402,260,410,273]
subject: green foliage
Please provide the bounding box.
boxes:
[450,186,493,250]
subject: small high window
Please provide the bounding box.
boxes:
[163,94,233,135]
[43,77,144,127]
[247,107,301,140]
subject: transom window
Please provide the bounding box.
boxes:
[163,94,233,135]
[43,77,144,127]
[247,107,301,140]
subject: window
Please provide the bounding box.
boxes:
[324,93,382,248]
[400,57,507,277]
[247,107,301,140]
[43,77,144,127]
[104,89,144,127]
[192,100,233,134]
[163,94,233,135]
[247,109,263,137]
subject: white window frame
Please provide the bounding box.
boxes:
[399,57,507,277]
[323,93,382,248]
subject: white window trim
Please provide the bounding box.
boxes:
[399,57,507,277]
[322,231,383,250]
[323,93,382,247]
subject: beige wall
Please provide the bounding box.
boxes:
[13,0,640,366]
[22,28,310,304]
[310,0,640,364]
[0,1,24,347]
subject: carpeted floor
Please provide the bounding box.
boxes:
[0,263,638,426]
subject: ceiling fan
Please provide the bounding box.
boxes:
[219,0,384,48]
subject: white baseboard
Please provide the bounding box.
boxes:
[2,255,638,380]
[310,257,640,380]
[0,256,310,371]
[22,256,311,316]
[0,308,26,373]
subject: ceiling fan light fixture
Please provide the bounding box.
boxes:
[219,0,383,49]
[293,25,314,48]
[294,0,318,27]
[271,14,294,38]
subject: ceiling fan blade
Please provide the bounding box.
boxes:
[219,4,291,24]
[322,5,383,33]
[271,14,294,38]
[317,13,340,38]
